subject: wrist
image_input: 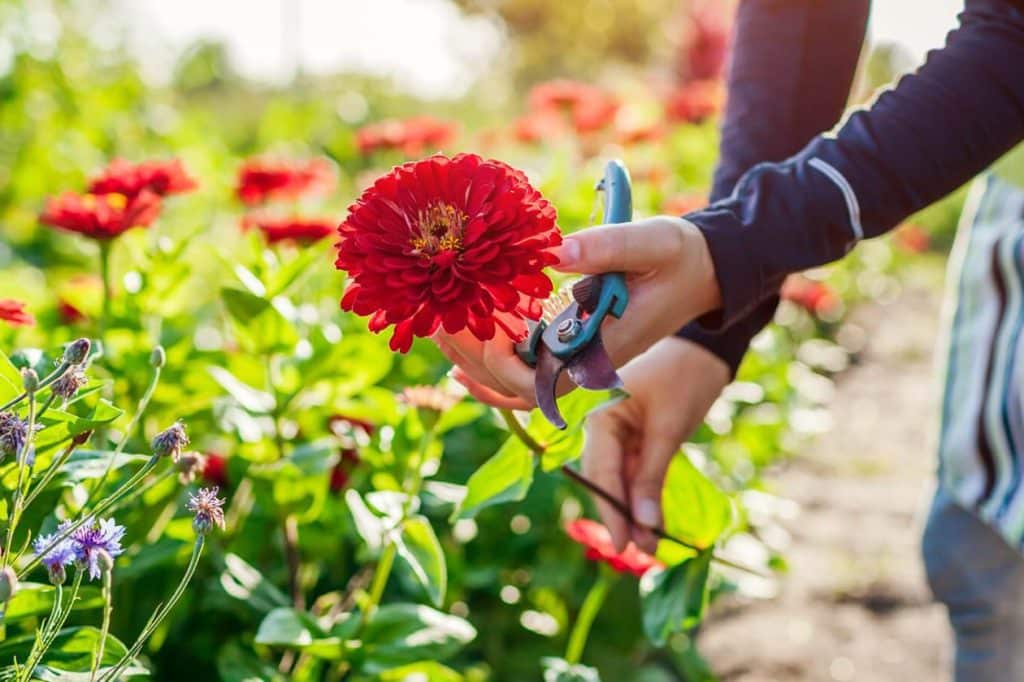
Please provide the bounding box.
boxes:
[682,219,722,316]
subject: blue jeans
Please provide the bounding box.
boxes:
[923,488,1024,681]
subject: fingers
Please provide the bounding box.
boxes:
[629,433,680,554]
[434,331,520,399]
[582,411,631,553]
[449,367,532,410]
[552,217,688,275]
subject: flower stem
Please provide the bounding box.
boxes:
[91,567,113,681]
[4,389,37,567]
[19,456,160,580]
[0,361,71,414]
[364,543,396,616]
[283,514,303,609]
[98,241,113,340]
[84,361,162,509]
[496,409,766,577]
[565,566,616,665]
[20,571,82,682]
[24,439,86,510]
[100,536,205,682]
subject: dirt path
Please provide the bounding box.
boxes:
[699,274,953,681]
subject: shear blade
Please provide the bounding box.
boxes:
[534,345,568,430]
[565,334,622,391]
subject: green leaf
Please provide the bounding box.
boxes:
[216,641,286,682]
[541,657,601,682]
[434,402,485,435]
[0,626,136,673]
[267,243,330,297]
[0,349,23,402]
[378,661,463,681]
[659,453,733,554]
[3,583,103,623]
[361,603,476,672]
[221,286,270,321]
[345,489,386,554]
[255,608,344,659]
[640,551,712,646]
[207,366,276,414]
[220,553,291,613]
[395,515,447,607]
[53,450,150,486]
[452,437,534,521]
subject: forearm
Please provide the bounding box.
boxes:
[690,0,1024,330]
[678,0,869,372]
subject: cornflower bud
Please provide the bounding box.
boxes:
[187,487,226,536]
[96,549,115,575]
[176,451,208,485]
[149,345,166,369]
[62,338,91,365]
[152,421,189,460]
[0,566,18,602]
[52,366,87,402]
[21,368,38,393]
[47,561,67,587]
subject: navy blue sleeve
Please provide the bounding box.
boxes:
[677,0,870,374]
[690,0,1024,332]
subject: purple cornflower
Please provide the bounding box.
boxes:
[187,487,226,535]
[0,411,38,464]
[70,517,125,580]
[152,421,189,460]
[33,520,76,586]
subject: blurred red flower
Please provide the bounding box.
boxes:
[0,300,34,327]
[894,223,931,254]
[202,453,229,488]
[665,80,725,124]
[328,415,373,493]
[512,110,565,145]
[236,158,334,205]
[40,190,162,240]
[683,5,731,82]
[781,275,840,317]
[661,193,707,216]
[565,519,662,577]
[616,121,664,146]
[528,80,619,135]
[57,300,86,325]
[355,116,458,157]
[336,153,560,352]
[242,214,336,245]
[88,158,198,199]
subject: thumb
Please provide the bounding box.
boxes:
[552,218,688,275]
[629,433,679,554]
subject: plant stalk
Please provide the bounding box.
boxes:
[565,566,616,664]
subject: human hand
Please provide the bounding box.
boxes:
[436,216,722,408]
[582,337,729,554]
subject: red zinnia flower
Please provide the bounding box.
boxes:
[242,214,336,245]
[88,158,197,199]
[336,153,561,352]
[527,80,619,135]
[355,116,458,157]
[0,300,34,327]
[57,300,86,325]
[565,519,662,577]
[682,5,731,82]
[781,275,840,317]
[512,110,566,145]
[236,158,334,206]
[665,80,726,124]
[40,191,162,240]
[328,415,372,493]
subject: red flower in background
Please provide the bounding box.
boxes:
[88,158,197,199]
[665,80,725,124]
[781,275,840,317]
[57,300,86,325]
[336,153,561,352]
[202,453,229,488]
[683,5,731,82]
[40,190,162,240]
[512,110,565,145]
[0,300,34,327]
[528,80,619,135]
[242,214,336,245]
[616,121,664,146]
[565,519,662,577]
[236,158,334,205]
[894,223,931,254]
[328,415,373,493]
[355,116,458,157]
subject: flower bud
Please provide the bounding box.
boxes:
[52,367,87,402]
[0,412,30,461]
[47,561,67,587]
[176,451,208,485]
[152,421,189,460]
[149,345,166,369]
[0,566,18,602]
[62,338,91,365]
[96,549,115,575]
[21,368,38,393]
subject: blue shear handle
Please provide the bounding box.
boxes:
[600,159,633,225]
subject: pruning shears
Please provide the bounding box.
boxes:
[514,160,632,430]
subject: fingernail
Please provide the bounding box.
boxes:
[633,498,659,529]
[553,238,580,268]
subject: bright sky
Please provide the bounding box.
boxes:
[123,0,963,99]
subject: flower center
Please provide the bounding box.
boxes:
[410,203,465,256]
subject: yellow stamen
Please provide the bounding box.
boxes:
[410,202,466,256]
